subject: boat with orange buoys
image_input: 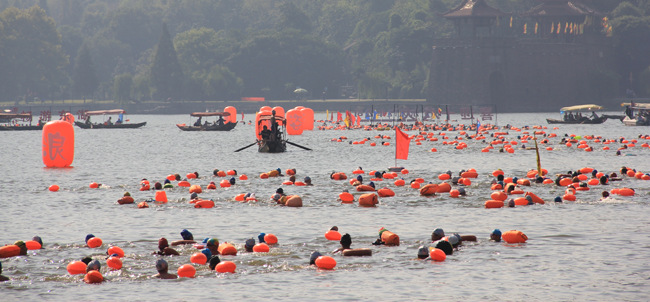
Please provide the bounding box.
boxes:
[75,109,146,129]
[176,111,236,131]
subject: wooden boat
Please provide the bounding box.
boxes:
[546,104,607,124]
[0,112,43,131]
[75,109,146,129]
[176,112,236,131]
[257,113,286,153]
[620,102,650,126]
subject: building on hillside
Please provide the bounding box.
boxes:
[427,0,615,112]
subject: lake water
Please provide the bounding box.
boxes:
[1,112,649,301]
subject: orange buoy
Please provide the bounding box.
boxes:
[216,170,227,177]
[438,173,450,180]
[87,237,103,248]
[42,120,75,168]
[491,183,503,190]
[285,195,303,207]
[315,256,336,269]
[207,183,217,190]
[358,193,378,207]
[186,173,196,179]
[166,174,175,181]
[558,178,572,186]
[563,193,576,201]
[89,182,99,189]
[514,197,529,206]
[253,243,270,252]
[356,185,375,192]
[227,170,236,175]
[264,234,278,245]
[220,179,231,188]
[178,180,190,187]
[25,240,42,250]
[239,174,248,180]
[339,192,354,203]
[380,228,400,246]
[587,179,599,186]
[325,230,342,240]
[215,261,236,273]
[294,181,306,186]
[492,170,505,177]
[155,190,168,202]
[235,193,245,201]
[260,173,269,179]
[419,184,438,196]
[394,179,406,186]
[410,181,421,189]
[218,243,237,255]
[67,261,87,275]
[449,189,460,198]
[401,169,409,174]
[190,252,207,265]
[460,171,478,178]
[524,192,545,204]
[49,184,60,192]
[502,230,528,243]
[429,248,446,261]
[517,179,531,186]
[491,191,507,201]
[177,264,196,278]
[0,245,20,258]
[282,181,294,185]
[84,270,104,284]
[618,188,635,196]
[485,200,504,208]
[377,187,395,197]
[194,199,215,208]
[107,246,125,258]
[106,256,122,270]
[436,182,451,193]
[189,184,202,194]
[137,201,149,208]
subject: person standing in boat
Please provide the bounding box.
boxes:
[260,125,272,140]
[194,117,202,127]
[217,115,225,126]
[270,110,279,141]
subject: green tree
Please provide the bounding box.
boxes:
[150,22,183,101]
[611,2,650,93]
[72,43,98,99]
[0,6,68,102]
[113,72,133,104]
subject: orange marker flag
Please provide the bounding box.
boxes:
[395,127,410,160]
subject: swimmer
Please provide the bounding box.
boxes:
[490,229,502,242]
[154,182,163,190]
[333,233,372,256]
[431,228,445,242]
[205,238,219,255]
[171,229,196,246]
[208,255,221,270]
[163,179,173,188]
[416,246,429,259]
[309,251,323,265]
[601,191,610,199]
[152,259,177,279]
[155,238,179,256]
[289,175,296,183]
[32,236,43,248]
[304,176,313,186]
[244,238,255,252]
[332,233,352,253]
[86,259,101,272]
[12,241,28,256]
[433,239,453,255]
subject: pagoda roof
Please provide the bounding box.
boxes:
[523,1,597,17]
[443,0,506,18]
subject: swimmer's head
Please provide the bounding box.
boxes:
[554,196,562,203]
[602,191,610,198]
[156,259,168,273]
[206,238,219,247]
[272,193,282,201]
[201,248,212,259]
[258,233,266,243]
[340,233,352,248]
[164,179,170,184]
[304,176,311,183]
[276,188,284,195]
[85,234,95,243]
[229,177,236,185]
[490,229,502,241]
[81,256,92,265]
[213,169,219,176]
[245,238,255,252]
[190,192,198,200]
[431,228,445,241]
[181,229,193,240]
[374,171,381,178]
[508,199,515,207]
[417,246,429,259]
[448,235,459,247]
[124,192,131,197]
[32,236,43,246]
[209,255,221,270]
[158,238,169,249]
[86,260,101,272]
[330,226,339,231]
[309,251,322,265]
[368,181,375,189]
[356,175,363,182]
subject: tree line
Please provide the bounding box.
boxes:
[0,0,648,104]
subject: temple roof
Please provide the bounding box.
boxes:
[443,0,506,18]
[523,1,597,17]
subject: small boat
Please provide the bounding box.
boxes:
[75,109,146,129]
[176,112,236,131]
[620,102,650,126]
[0,112,43,131]
[546,104,607,124]
[257,113,286,153]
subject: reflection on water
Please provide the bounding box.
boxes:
[0,113,649,301]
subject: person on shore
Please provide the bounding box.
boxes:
[171,229,196,246]
[155,238,179,256]
[152,259,177,279]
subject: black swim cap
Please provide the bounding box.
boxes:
[340,233,352,247]
[434,240,453,255]
[209,255,221,270]
[309,251,322,265]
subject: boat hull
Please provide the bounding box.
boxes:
[176,122,237,131]
[546,117,607,124]
[75,121,147,129]
[258,139,286,153]
[0,125,43,131]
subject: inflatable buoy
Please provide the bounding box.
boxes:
[260,173,269,179]
[339,192,354,203]
[42,120,74,168]
[106,256,122,270]
[517,179,531,186]
[380,228,400,246]
[315,256,336,269]
[563,193,576,201]
[492,170,505,177]
[559,178,572,187]
[429,248,446,261]
[177,264,196,278]
[341,248,372,256]
[485,200,504,208]
[377,187,395,197]
[89,182,99,189]
[194,199,215,208]
[264,234,278,245]
[155,190,167,202]
[618,188,635,196]
[189,184,202,194]
[358,193,378,207]
[216,261,236,273]
[410,181,421,189]
[239,174,248,180]
[25,240,42,250]
[356,185,375,192]
[218,243,237,256]
[438,173,450,180]
[87,237,103,248]
[118,195,134,204]
[107,246,125,258]
[491,191,507,201]
[436,182,451,193]
[491,183,503,190]
[137,201,149,208]
[460,171,478,178]
[419,184,438,196]
[325,230,342,240]
[294,181,306,186]
[0,245,20,258]
[190,252,207,265]
[235,193,245,201]
[178,180,190,187]
[220,180,231,188]
[253,243,270,252]
[285,195,303,207]
[67,261,87,275]
[449,189,460,198]
[186,173,196,179]
[514,197,529,206]
[394,179,405,186]
[84,270,103,284]
[282,181,293,185]
[524,192,545,204]
[502,230,528,243]
[49,184,60,192]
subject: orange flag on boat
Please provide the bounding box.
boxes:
[395,127,410,160]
